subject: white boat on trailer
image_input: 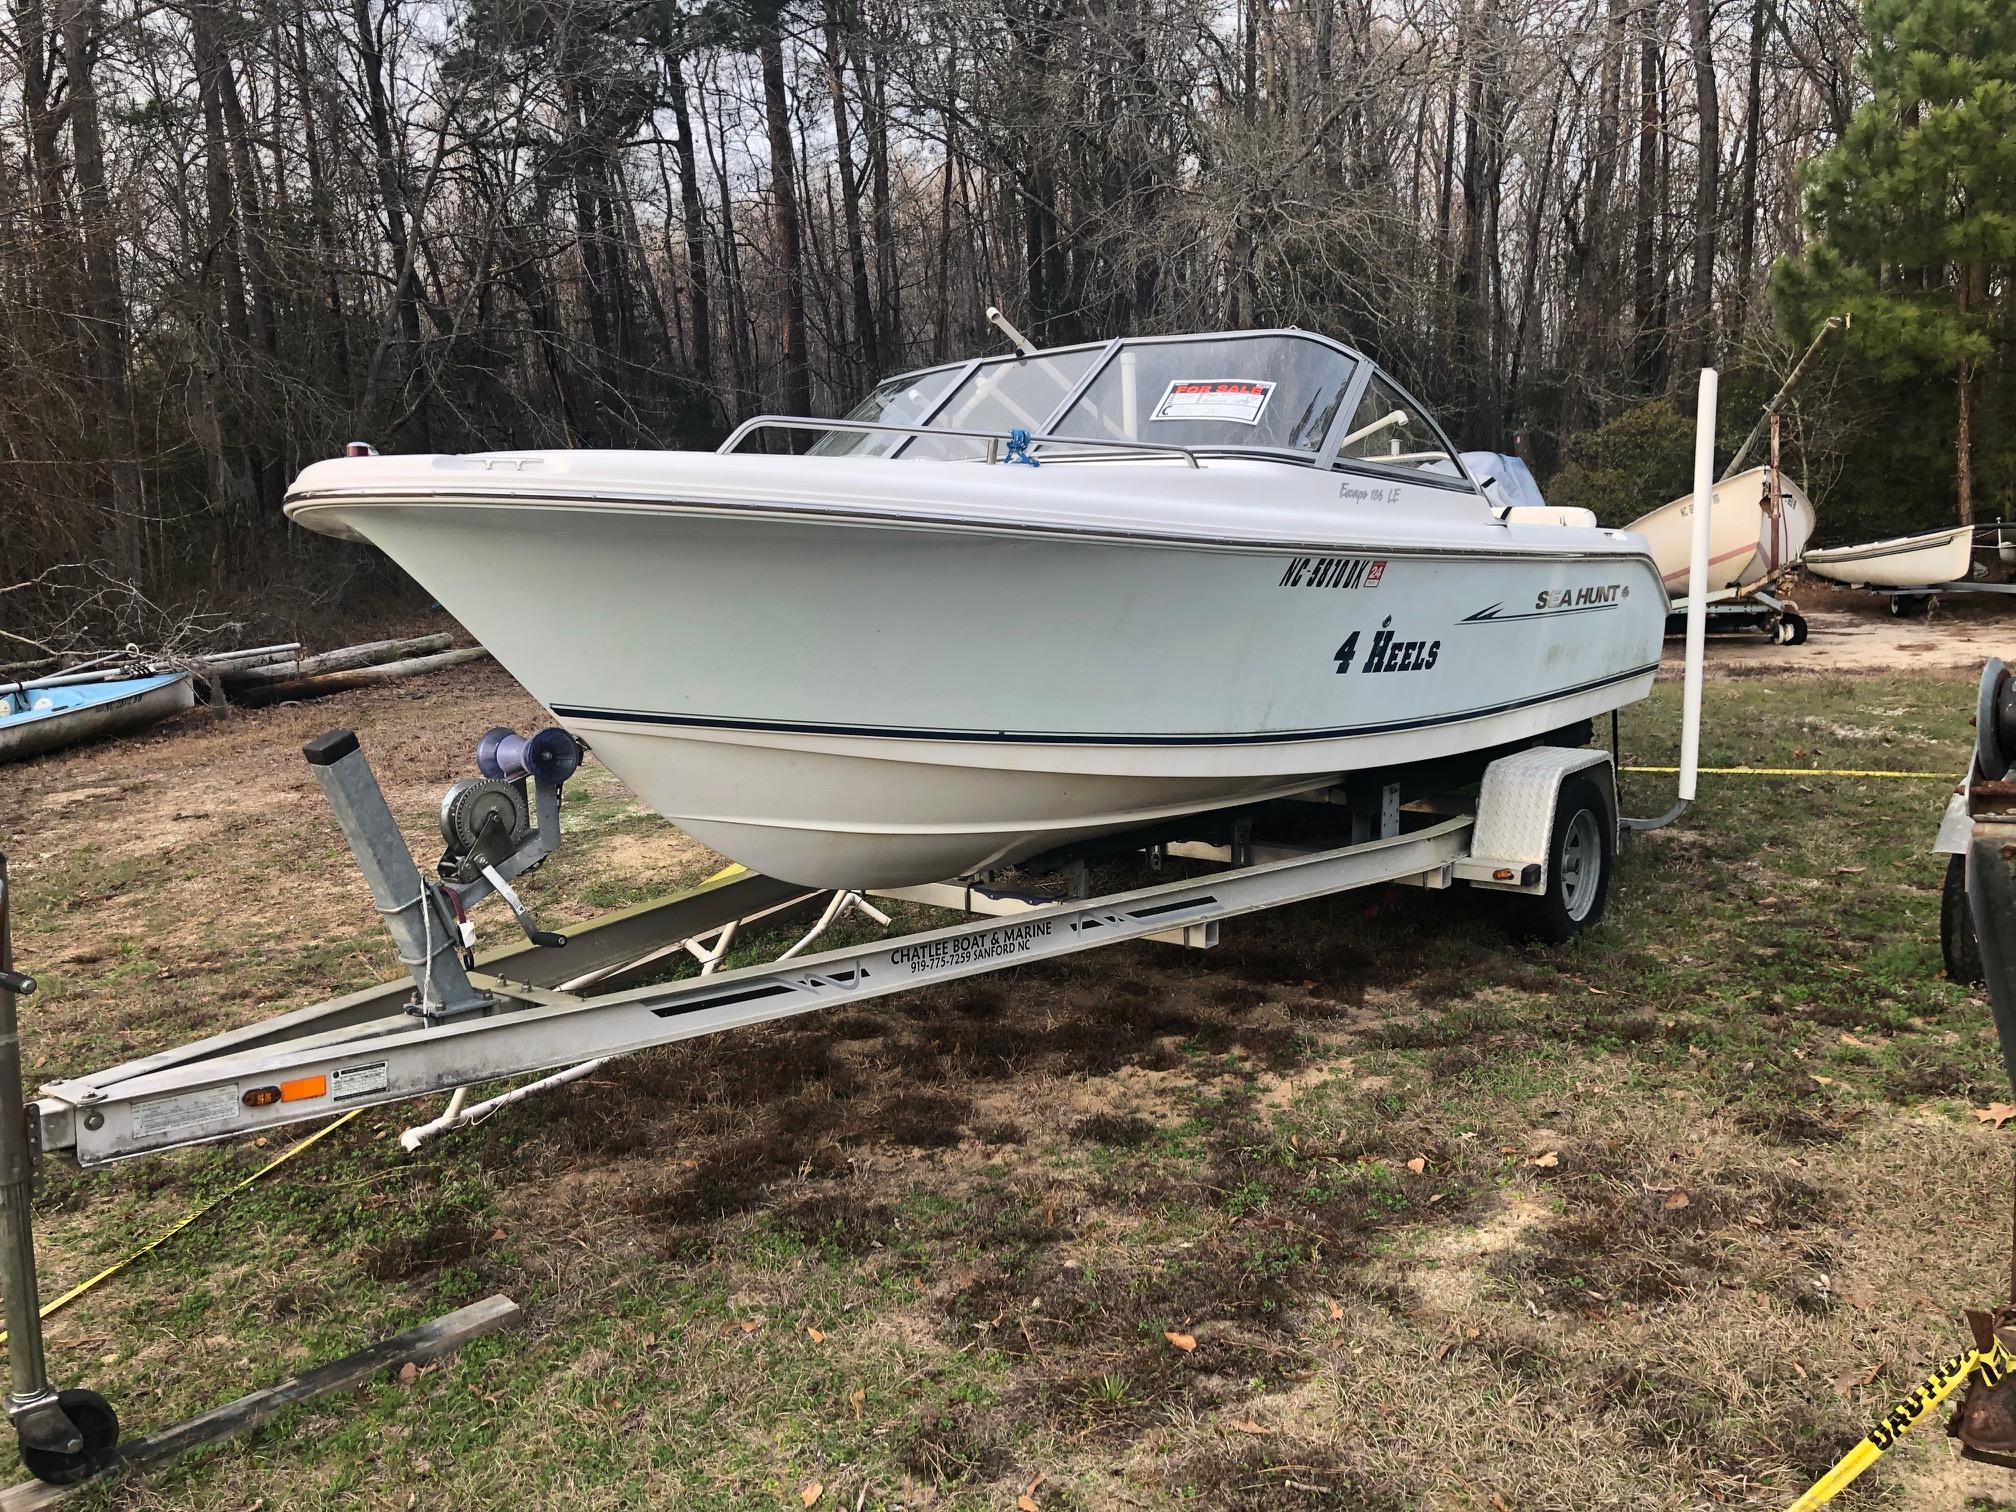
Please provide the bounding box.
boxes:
[0,349,1731,1490]
[286,329,1667,888]
[1622,465,1817,644]
[1804,523,1977,589]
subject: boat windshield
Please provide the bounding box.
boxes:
[1049,335,1357,456]
[804,332,1374,463]
[809,366,965,458]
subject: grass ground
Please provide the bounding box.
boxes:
[1,660,2012,1509]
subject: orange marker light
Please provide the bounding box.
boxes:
[242,1086,280,1107]
[279,1075,328,1102]
[1492,867,1515,881]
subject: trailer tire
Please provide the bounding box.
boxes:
[1943,852,1985,986]
[1514,774,1613,943]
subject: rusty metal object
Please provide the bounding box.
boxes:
[1951,1307,2016,1466]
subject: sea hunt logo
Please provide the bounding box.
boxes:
[1279,555,1386,590]
[1334,617,1439,675]
[1534,583,1628,611]
[1460,583,1628,623]
[890,920,1053,975]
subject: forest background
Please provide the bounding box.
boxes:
[1,0,2008,644]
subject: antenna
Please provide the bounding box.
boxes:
[985,305,1038,357]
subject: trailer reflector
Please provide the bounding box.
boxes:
[279,1076,327,1103]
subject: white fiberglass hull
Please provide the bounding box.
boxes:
[1624,466,1816,596]
[1804,524,1975,588]
[288,451,1666,887]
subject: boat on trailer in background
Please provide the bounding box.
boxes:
[1623,465,1817,645]
[1803,522,2016,616]
[287,327,1668,889]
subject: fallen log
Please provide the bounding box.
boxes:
[219,634,452,691]
[182,642,304,675]
[230,646,489,706]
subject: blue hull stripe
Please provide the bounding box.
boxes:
[552,663,1660,749]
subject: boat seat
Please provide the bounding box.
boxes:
[1496,504,1600,529]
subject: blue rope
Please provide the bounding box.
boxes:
[1003,428,1040,467]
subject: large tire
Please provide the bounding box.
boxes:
[1943,851,1985,986]
[1514,773,1614,943]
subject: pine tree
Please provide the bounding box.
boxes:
[1771,0,2016,524]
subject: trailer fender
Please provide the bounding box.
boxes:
[1458,747,1617,895]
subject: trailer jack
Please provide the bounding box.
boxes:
[0,855,119,1484]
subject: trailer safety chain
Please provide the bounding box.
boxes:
[1624,765,1950,780]
[0,1109,359,1347]
[1785,1338,2016,1510]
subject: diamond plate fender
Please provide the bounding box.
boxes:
[1463,747,1616,894]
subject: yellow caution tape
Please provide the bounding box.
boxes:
[1624,765,1951,780]
[1785,1339,2014,1510]
[0,1109,361,1345]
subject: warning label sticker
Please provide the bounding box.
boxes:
[131,1085,239,1140]
[1151,379,1275,426]
[331,1060,391,1101]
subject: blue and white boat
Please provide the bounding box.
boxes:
[0,673,196,764]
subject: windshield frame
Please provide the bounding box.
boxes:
[1318,363,1478,494]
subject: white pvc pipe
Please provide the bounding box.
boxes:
[1678,368,1718,804]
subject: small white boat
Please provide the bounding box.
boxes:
[1623,466,1817,595]
[1805,524,1977,588]
[0,672,196,764]
[287,329,1669,889]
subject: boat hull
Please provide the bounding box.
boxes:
[0,673,195,764]
[288,472,1665,887]
[1624,467,1816,595]
[1804,524,1975,588]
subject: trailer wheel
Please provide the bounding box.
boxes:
[1515,774,1613,943]
[1783,612,1809,646]
[17,1389,118,1486]
[1943,852,1986,986]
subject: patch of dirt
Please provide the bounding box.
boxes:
[1662,598,2010,678]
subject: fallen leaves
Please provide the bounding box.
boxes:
[1831,1363,1881,1397]
[1976,1103,2016,1130]
[1017,1472,1046,1510]
[1165,1331,1197,1353]
[806,1327,826,1344]
[1405,1155,1427,1174]
[1663,1190,1691,1212]
[848,1385,865,1421]
[1527,1152,1559,1169]
[1229,1419,1275,1436]
[799,1480,823,1507]
[395,1361,418,1386]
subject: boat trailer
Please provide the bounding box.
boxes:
[0,717,1624,1484]
[0,368,1735,1490]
